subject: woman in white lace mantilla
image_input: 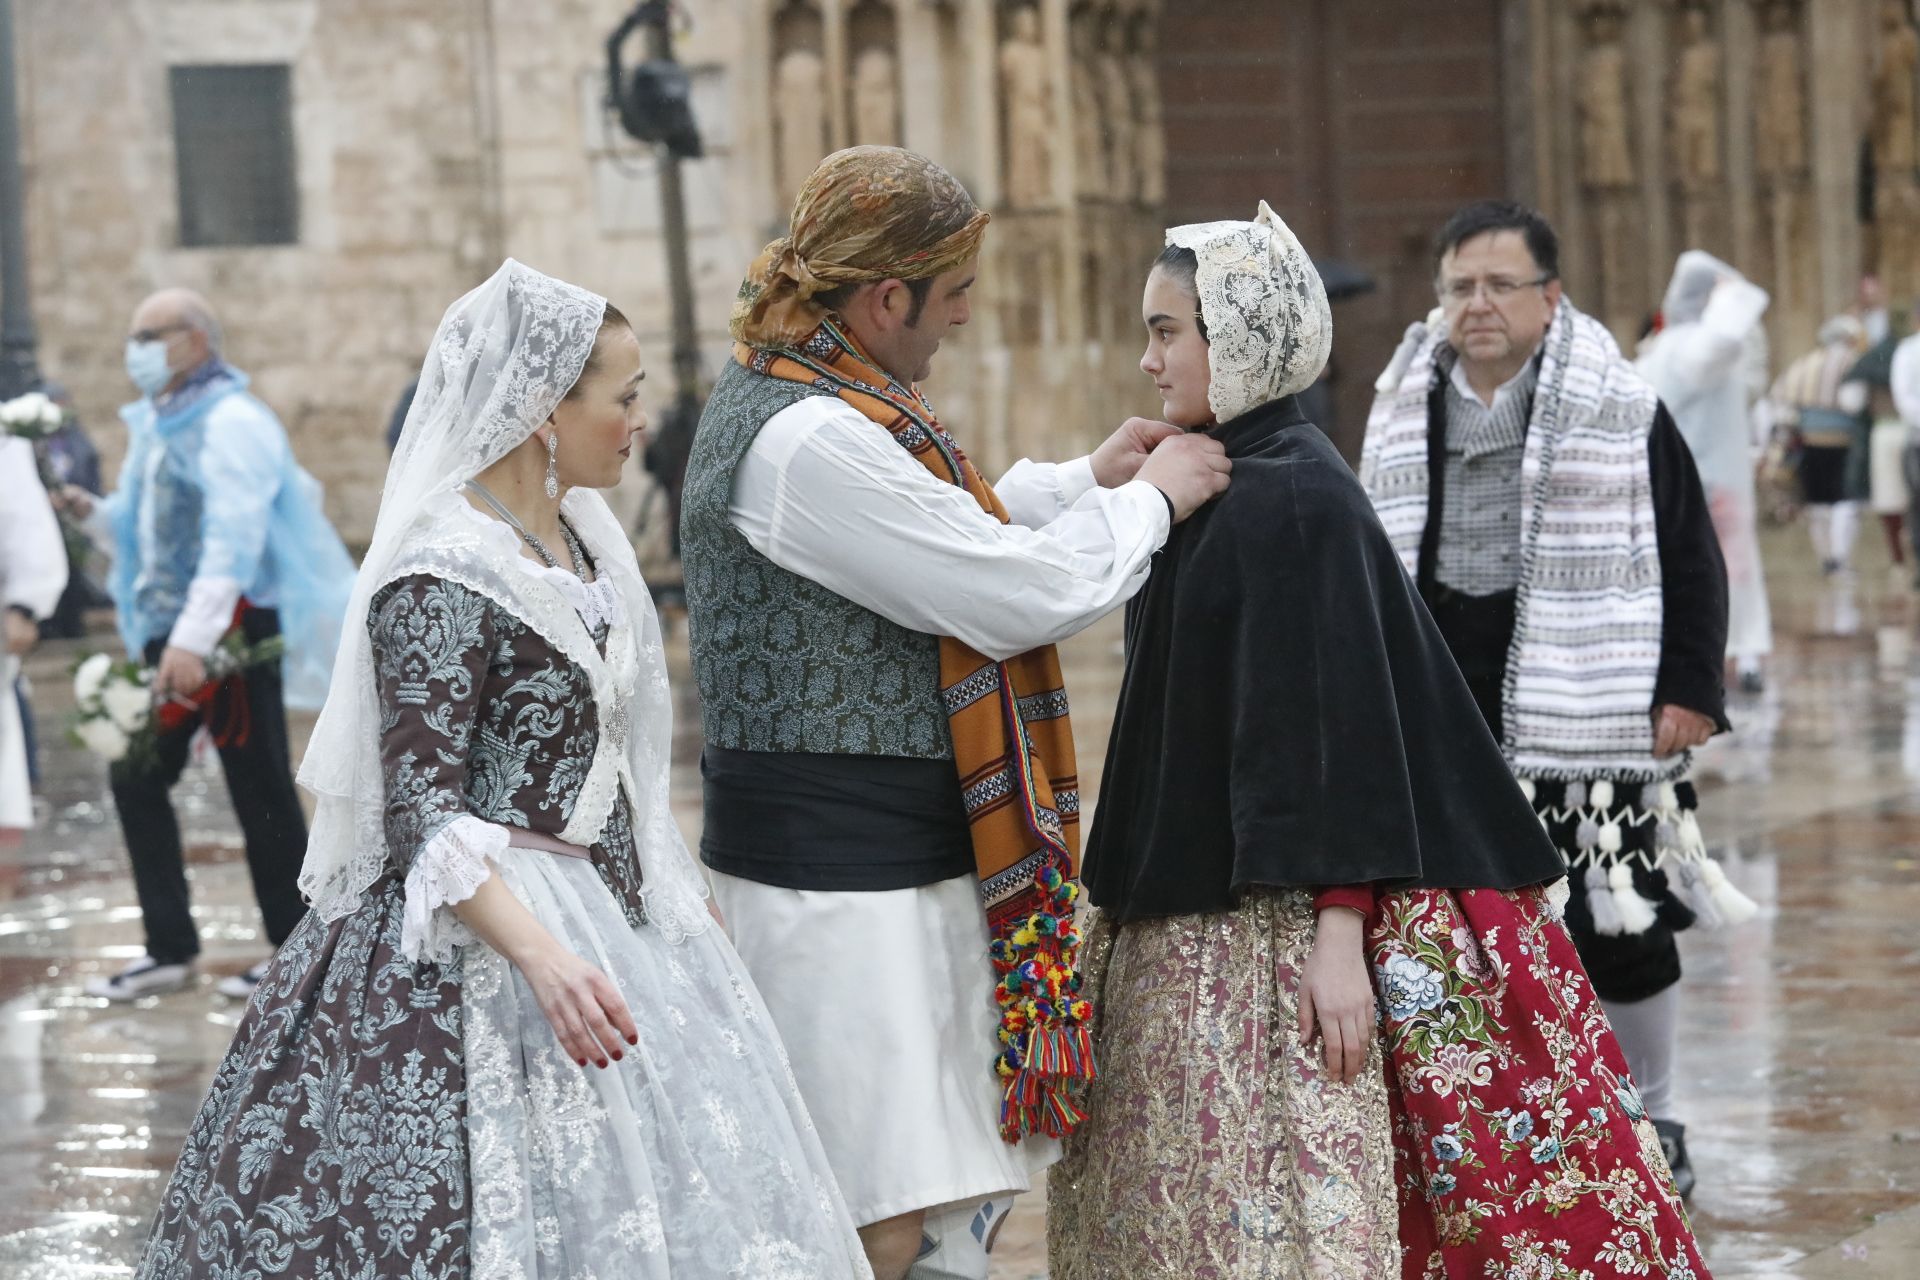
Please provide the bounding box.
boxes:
[135,260,873,1280]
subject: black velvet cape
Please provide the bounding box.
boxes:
[1082,396,1567,923]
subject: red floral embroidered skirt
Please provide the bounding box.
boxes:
[1370,885,1711,1279]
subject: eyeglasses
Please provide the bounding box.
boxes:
[127,323,190,344]
[1437,275,1555,306]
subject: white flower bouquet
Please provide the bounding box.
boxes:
[70,627,286,767]
[70,652,152,762]
[0,390,67,441]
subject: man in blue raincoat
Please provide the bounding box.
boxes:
[66,288,354,1001]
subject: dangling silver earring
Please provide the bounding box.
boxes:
[543,429,560,500]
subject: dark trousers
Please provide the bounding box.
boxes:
[108,609,308,964]
[1423,579,1683,1001]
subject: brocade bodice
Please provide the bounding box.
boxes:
[369,573,645,927]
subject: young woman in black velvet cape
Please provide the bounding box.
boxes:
[1045,203,1710,1280]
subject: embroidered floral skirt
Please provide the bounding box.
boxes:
[1047,889,1400,1280]
[1372,885,1710,1280]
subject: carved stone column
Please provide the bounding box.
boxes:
[1751,0,1813,347]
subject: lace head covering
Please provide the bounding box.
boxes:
[731,145,990,349]
[296,261,714,943]
[1660,249,1747,326]
[1166,199,1332,423]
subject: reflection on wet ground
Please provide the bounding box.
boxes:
[2,526,1916,1278]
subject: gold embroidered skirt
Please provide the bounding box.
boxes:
[1048,888,1398,1280]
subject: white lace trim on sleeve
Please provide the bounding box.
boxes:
[400,814,510,963]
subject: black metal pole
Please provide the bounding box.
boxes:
[0,0,42,399]
[643,5,702,407]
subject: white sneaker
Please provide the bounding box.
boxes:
[216,959,273,999]
[85,956,194,1001]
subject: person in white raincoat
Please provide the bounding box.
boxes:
[1639,251,1773,692]
[0,434,67,833]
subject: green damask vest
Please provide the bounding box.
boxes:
[680,359,953,758]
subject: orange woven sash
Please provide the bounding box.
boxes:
[737,321,1095,1142]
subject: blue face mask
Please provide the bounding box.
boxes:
[125,339,173,396]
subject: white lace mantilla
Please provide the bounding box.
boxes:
[453,499,623,635]
[299,258,710,954]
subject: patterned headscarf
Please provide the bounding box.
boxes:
[1167,200,1332,423]
[731,146,990,349]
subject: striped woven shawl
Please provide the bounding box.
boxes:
[1361,300,1679,782]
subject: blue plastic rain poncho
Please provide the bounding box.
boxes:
[102,360,354,709]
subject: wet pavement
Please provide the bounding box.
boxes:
[3,522,1917,1278]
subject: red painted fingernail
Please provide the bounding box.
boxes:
[596,1059,608,1069]
[612,1050,623,1061]
[626,1034,638,1046]
[577,1058,587,1067]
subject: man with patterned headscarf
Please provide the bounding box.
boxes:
[1773,315,1870,575]
[680,145,1229,1280]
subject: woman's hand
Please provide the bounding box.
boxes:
[1298,906,1377,1085]
[517,941,640,1069]
[449,871,638,1068]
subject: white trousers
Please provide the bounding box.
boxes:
[710,870,1060,1226]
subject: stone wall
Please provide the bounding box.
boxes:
[16,0,499,544]
[11,0,1164,553]
[1520,0,1883,362]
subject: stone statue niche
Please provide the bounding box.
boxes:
[1096,13,1137,203]
[847,0,900,148]
[1873,0,1919,175]
[1753,0,1806,184]
[1577,0,1641,342]
[1577,0,1636,192]
[1001,4,1056,210]
[1665,1,1723,252]
[772,1,831,206]
[1667,3,1721,187]
[1128,10,1166,208]
[1872,0,1920,302]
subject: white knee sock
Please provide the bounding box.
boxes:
[1600,985,1680,1122]
[1807,504,1833,562]
[1831,502,1861,567]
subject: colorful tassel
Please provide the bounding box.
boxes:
[1608,859,1658,934]
[1585,862,1623,935]
[989,849,1098,1143]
